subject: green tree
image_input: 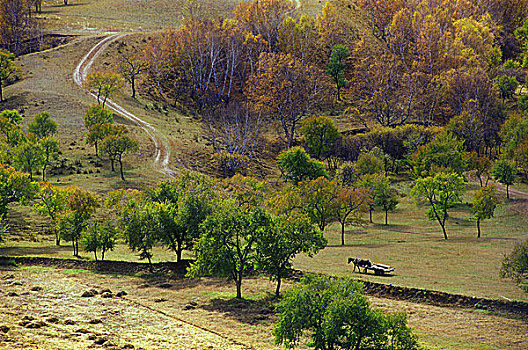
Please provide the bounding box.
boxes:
[39,137,60,181]
[356,173,380,224]
[372,175,399,226]
[149,171,215,262]
[334,187,369,245]
[85,71,124,108]
[0,49,20,102]
[99,130,139,181]
[277,146,327,185]
[13,139,45,181]
[256,213,326,297]
[411,172,466,240]
[0,109,23,146]
[82,220,117,261]
[493,75,518,102]
[83,105,114,156]
[410,132,467,178]
[188,200,272,299]
[33,182,69,245]
[335,161,355,186]
[0,164,38,222]
[300,115,340,160]
[57,187,100,256]
[118,197,158,269]
[500,239,528,292]
[354,152,384,178]
[499,113,528,159]
[471,185,501,238]
[492,159,517,199]
[326,45,349,101]
[292,176,341,232]
[28,112,57,139]
[274,275,419,350]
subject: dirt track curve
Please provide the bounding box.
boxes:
[73,34,176,178]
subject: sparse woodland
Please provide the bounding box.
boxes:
[1,0,528,348]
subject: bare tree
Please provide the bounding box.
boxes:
[206,101,262,177]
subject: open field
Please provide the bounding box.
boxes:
[1,265,527,349]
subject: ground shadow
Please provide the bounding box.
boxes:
[200,295,276,325]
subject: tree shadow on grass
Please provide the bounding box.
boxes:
[200,295,276,325]
[0,245,73,257]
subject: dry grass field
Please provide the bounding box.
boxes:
[1,266,527,349]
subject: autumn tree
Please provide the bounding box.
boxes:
[276,146,327,184]
[300,115,340,160]
[411,172,466,240]
[256,213,326,296]
[233,0,295,52]
[0,49,19,101]
[246,52,331,147]
[471,185,501,238]
[207,101,261,177]
[33,182,69,245]
[492,159,516,199]
[188,200,272,299]
[326,44,349,100]
[57,187,100,256]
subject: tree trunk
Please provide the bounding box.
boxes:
[385,209,388,225]
[55,231,60,246]
[101,249,105,261]
[236,269,243,299]
[477,219,481,238]
[72,241,75,255]
[369,208,373,223]
[131,76,136,98]
[441,222,448,240]
[110,158,115,172]
[275,269,282,297]
[94,251,98,261]
[42,164,47,181]
[147,255,153,272]
[119,158,125,181]
[0,82,3,102]
[506,184,510,199]
[75,240,79,256]
[341,221,345,246]
[176,245,182,263]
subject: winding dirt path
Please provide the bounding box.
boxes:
[73,34,177,178]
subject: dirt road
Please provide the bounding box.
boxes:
[73,34,177,177]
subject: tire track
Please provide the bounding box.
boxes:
[73,34,177,178]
